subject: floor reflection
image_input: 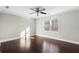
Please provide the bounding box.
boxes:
[42,41,59,53]
[20,26,31,50]
[20,35,31,50]
[0,43,1,53]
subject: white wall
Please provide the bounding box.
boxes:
[36,10,79,43]
[0,13,35,41]
[1,9,79,43]
[30,18,36,36]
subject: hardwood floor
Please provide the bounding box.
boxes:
[0,35,79,53]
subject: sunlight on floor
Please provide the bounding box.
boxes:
[42,41,59,53]
[20,26,31,50]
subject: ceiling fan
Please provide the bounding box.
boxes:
[5,6,9,9]
[30,7,47,16]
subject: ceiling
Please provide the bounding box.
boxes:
[0,6,79,18]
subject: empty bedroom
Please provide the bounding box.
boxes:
[0,6,79,53]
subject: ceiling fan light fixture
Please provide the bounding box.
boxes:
[30,6,47,16]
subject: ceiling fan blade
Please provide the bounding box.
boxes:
[29,12,36,14]
[40,12,47,14]
[39,8,45,11]
[30,8,36,11]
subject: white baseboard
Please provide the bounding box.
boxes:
[36,34,79,45]
[0,34,79,45]
[0,34,36,43]
[0,37,19,43]
[30,34,36,36]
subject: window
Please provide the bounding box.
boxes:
[44,18,58,31]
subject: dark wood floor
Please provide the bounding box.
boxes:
[0,35,79,53]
